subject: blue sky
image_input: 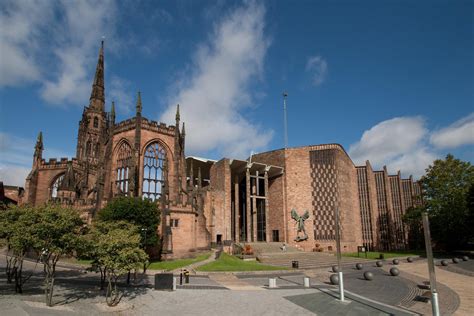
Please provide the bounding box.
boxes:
[1,0,473,186]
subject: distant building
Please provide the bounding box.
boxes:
[22,42,421,258]
[0,182,24,208]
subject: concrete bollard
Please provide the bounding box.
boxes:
[304,277,310,288]
[390,267,400,276]
[173,277,177,291]
[364,271,374,281]
[269,278,277,288]
[330,274,339,285]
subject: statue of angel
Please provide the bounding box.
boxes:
[291,209,309,241]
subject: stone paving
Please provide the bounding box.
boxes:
[439,259,474,277]
[1,255,469,315]
[393,259,473,316]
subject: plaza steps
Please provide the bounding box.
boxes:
[239,242,302,255]
[257,250,372,270]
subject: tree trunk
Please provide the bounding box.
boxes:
[6,254,17,284]
[105,272,120,307]
[100,267,106,290]
[44,255,58,307]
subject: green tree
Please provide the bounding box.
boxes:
[402,206,425,250]
[98,196,160,252]
[34,205,85,306]
[0,206,40,293]
[84,221,147,306]
[419,154,474,250]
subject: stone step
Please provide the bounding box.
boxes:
[238,242,301,254]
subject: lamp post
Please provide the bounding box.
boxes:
[282,92,288,149]
[334,207,344,301]
[422,212,440,316]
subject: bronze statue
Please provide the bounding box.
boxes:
[291,209,309,241]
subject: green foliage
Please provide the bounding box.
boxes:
[83,220,148,306]
[33,204,85,256]
[98,196,160,247]
[148,252,211,271]
[419,154,474,250]
[33,204,85,306]
[402,206,425,249]
[0,204,85,304]
[197,253,287,271]
[0,205,41,292]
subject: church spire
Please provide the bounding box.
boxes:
[59,162,76,191]
[175,104,180,124]
[89,40,105,111]
[33,131,43,167]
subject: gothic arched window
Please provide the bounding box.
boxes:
[51,174,65,198]
[142,142,166,201]
[93,117,99,128]
[116,141,132,195]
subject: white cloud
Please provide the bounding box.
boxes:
[40,0,118,105]
[0,164,30,187]
[386,148,438,179]
[0,132,72,187]
[0,0,52,86]
[430,113,474,149]
[0,0,123,106]
[349,117,428,166]
[306,55,328,86]
[349,117,438,178]
[159,1,273,158]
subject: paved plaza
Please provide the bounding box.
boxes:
[0,256,472,315]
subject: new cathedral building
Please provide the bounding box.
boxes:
[22,42,422,258]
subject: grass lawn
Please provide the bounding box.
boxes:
[196,253,288,272]
[148,252,212,271]
[342,251,424,260]
[60,257,93,266]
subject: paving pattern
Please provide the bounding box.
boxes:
[439,259,474,277]
[394,259,471,316]
[0,254,467,316]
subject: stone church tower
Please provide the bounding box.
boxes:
[23,41,211,258]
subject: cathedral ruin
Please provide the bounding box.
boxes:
[22,42,422,258]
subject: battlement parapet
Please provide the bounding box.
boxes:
[39,157,80,169]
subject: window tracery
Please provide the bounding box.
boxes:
[51,174,65,198]
[115,141,132,195]
[142,142,166,201]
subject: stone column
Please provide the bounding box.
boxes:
[265,170,270,242]
[234,176,240,242]
[246,168,251,242]
[252,192,257,242]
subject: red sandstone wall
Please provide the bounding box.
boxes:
[208,159,232,243]
[252,150,286,242]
